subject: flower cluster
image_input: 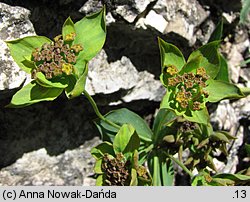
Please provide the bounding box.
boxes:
[102,153,130,186]
[31,33,83,79]
[164,65,209,111]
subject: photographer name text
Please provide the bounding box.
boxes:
[2,189,117,200]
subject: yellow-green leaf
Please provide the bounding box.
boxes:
[73,7,106,74]
[7,81,63,107]
[36,72,68,88]
[62,17,76,41]
[113,124,140,155]
[205,79,244,102]
[158,37,186,71]
[6,36,51,73]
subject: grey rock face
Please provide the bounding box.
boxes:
[0,3,35,40]
[86,50,164,102]
[80,0,156,23]
[86,50,140,95]
[143,0,210,45]
[210,96,250,173]
[0,137,100,186]
[0,3,34,91]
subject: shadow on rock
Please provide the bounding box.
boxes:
[0,89,159,168]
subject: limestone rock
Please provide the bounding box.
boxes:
[144,10,168,33]
[221,37,249,84]
[0,137,100,186]
[121,71,165,103]
[0,3,35,91]
[86,50,164,103]
[152,0,209,44]
[80,0,156,23]
[210,95,250,173]
[86,50,140,95]
[78,0,103,15]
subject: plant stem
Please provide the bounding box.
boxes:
[167,154,194,178]
[83,90,120,130]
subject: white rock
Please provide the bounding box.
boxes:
[145,10,168,33]
[0,3,35,91]
[86,50,139,95]
[122,71,165,102]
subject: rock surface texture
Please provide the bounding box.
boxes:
[0,0,249,185]
[0,3,34,91]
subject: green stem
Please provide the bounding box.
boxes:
[167,154,194,178]
[83,90,120,130]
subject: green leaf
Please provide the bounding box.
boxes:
[191,175,209,186]
[62,17,76,40]
[184,107,210,125]
[95,108,153,143]
[7,81,63,107]
[6,36,51,73]
[36,72,68,88]
[160,90,172,109]
[152,108,177,143]
[208,20,223,42]
[215,54,230,82]
[211,132,230,143]
[66,63,88,98]
[179,55,202,74]
[205,79,244,102]
[188,41,220,79]
[240,0,250,24]
[65,75,77,97]
[158,37,186,71]
[91,141,115,159]
[210,178,235,186]
[21,59,36,70]
[94,159,103,174]
[130,168,138,186]
[148,151,174,186]
[73,7,106,74]
[213,173,250,184]
[113,124,140,155]
[95,175,104,186]
[148,152,161,186]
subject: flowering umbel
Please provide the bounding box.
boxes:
[31,33,83,79]
[164,65,209,111]
[6,9,106,107]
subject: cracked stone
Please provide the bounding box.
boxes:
[0,3,35,91]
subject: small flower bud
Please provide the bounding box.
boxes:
[185,80,194,88]
[65,32,76,42]
[62,63,73,75]
[163,135,175,143]
[71,44,83,53]
[168,77,176,86]
[192,101,201,111]
[166,65,178,76]
[197,67,206,76]
[54,35,62,42]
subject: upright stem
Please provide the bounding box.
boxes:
[83,90,120,130]
[167,154,194,178]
